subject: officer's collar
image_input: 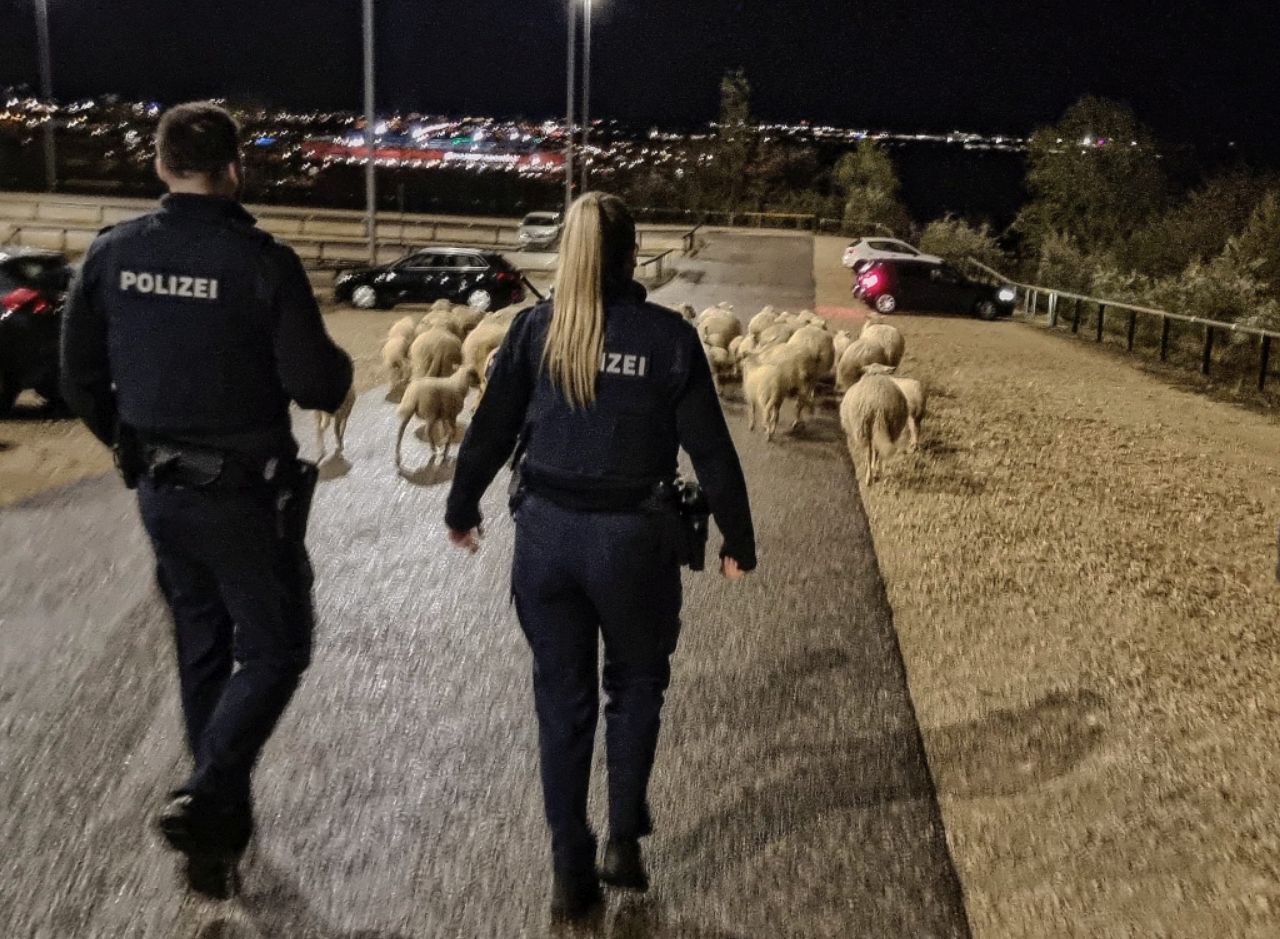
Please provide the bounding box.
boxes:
[160,193,257,226]
[603,278,647,304]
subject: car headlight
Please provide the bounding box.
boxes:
[997,287,1016,302]
[335,273,355,285]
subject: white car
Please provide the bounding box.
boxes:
[517,211,563,250]
[842,237,942,269]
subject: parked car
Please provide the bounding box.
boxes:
[0,249,73,413]
[855,258,1017,319]
[517,211,563,250]
[334,247,526,312]
[842,237,942,269]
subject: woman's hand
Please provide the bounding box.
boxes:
[448,527,482,554]
[721,557,746,581]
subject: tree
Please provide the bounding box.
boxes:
[918,215,1007,271]
[832,139,910,236]
[1016,97,1167,252]
[1229,189,1280,290]
[702,68,756,214]
[1121,169,1272,277]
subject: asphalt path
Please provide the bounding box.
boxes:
[0,232,970,938]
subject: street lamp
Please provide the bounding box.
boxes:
[362,0,377,265]
[34,0,56,191]
[564,0,576,215]
[580,0,592,194]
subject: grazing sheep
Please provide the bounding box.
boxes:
[862,363,928,452]
[759,342,823,428]
[381,334,412,388]
[388,316,417,342]
[395,366,472,469]
[315,385,357,460]
[835,337,893,391]
[748,306,779,337]
[840,375,909,486]
[861,322,906,367]
[409,327,464,380]
[416,309,464,338]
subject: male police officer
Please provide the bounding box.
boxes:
[61,102,353,896]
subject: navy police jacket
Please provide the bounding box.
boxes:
[445,283,757,571]
[61,193,352,456]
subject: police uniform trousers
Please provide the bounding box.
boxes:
[137,478,314,808]
[512,491,683,874]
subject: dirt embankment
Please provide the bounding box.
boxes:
[858,313,1280,938]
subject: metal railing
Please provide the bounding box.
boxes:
[963,258,1280,392]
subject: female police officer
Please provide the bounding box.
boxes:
[445,192,756,921]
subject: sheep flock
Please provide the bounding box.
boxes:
[315,296,927,486]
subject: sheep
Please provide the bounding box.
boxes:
[757,320,800,349]
[728,335,745,360]
[832,330,854,369]
[862,364,928,452]
[747,306,778,337]
[796,309,826,329]
[430,298,453,313]
[697,308,743,350]
[409,327,464,380]
[476,347,502,403]
[388,316,417,342]
[840,375,909,486]
[746,345,816,436]
[381,334,412,389]
[679,303,697,322]
[315,385,357,461]
[449,304,485,337]
[835,337,893,392]
[703,343,737,396]
[395,366,471,469]
[787,325,836,380]
[860,322,905,367]
[461,308,518,384]
[416,310,464,338]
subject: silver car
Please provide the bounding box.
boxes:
[517,211,563,250]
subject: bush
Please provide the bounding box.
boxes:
[918,215,1007,272]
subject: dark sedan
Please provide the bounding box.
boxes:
[856,258,1017,319]
[0,249,73,413]
[334,247,526,312]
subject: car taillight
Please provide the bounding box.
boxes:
[2,287,52,314]
[495,271,519,283]
[860,273,881,290]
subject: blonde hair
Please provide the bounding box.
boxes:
[545,192,636,408]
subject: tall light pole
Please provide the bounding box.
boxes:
[564,0,577,216]
[580,0,592,194]
[362,0,378,265]
[34,0,56,191]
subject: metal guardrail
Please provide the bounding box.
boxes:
[963,257,1279,392]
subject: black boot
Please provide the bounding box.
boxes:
[600,838,648,892]
[550,868,603,922]
[156,792,252,898]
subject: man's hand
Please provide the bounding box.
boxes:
[721,557,746,581]
[448,527,482,554]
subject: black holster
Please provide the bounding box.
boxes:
[114,424,147,490]
[652,478,711,572]
[275,459,319,543]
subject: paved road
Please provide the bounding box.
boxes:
[0,232,970,938]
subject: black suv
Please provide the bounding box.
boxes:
[856,258,1016,319]
[334,247,526,312]
[0,249,74,413]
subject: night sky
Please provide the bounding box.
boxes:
[1,0,1279,157]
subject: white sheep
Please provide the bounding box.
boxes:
[832,330,854,369]
[381,334,412,389]
[409,327,464,380]
[461,307,518,384]
[862,364,928,452]
[787,325,836,379]
[315,385,357,460]
[744,346,814,438]
[747,306,778,337]
[416,309,464,338]
[703,343,737,396]
[757,320,800,349]
[388,316,417,342]
[860,322,905,367]
[697,308,743,350]
[835,336,894,391]
[395,366,471,469]
[796,310,826,329]
[840,374,909,486]
[679,304,697,322]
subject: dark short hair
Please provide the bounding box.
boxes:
[155,102,241,177]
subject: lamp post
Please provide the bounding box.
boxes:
[564,0,576,216]
[580,0,592,194]
[362,0,377,265]
[34,0,56,191]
